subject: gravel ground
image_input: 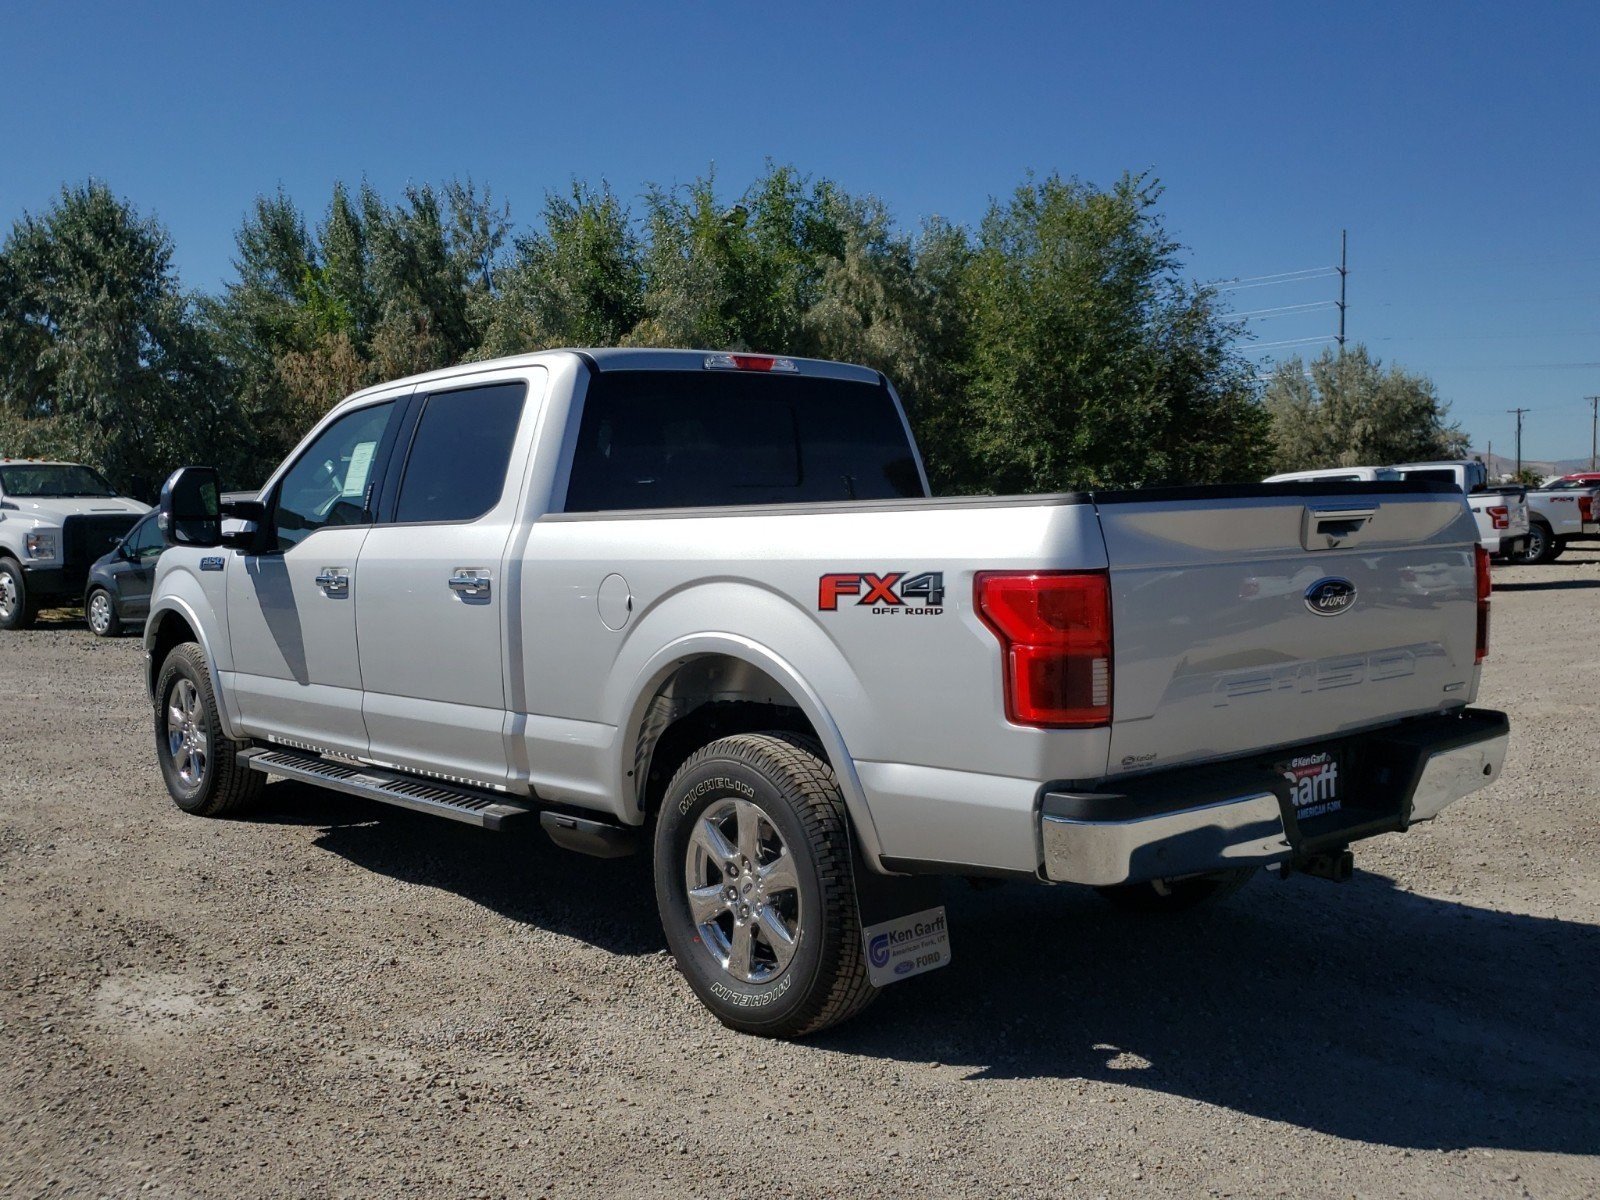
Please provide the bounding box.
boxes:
[2,553,1598,1199]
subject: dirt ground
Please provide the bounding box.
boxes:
[2,551,1597,1199]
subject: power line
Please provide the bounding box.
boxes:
[1374,329,1600,342]
[1245,334,1340,352]
[1214,270,1340,293]
[1230,300,1340,320]
[1215,266,1341,288]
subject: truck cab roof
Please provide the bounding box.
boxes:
[341,348,884,407]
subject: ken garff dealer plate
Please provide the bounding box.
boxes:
[1304,576,1357,616]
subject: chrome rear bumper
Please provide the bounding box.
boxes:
[1040,710,1509,887]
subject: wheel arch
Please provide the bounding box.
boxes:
[618,634,888,870]
[144,597,242,740]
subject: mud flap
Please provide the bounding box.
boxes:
[850,841,951,988]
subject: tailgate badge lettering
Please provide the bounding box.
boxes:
[1304,577,1357,616]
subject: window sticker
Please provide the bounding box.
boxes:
[342,441,376,499]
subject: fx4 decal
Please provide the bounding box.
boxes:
[818,571,945,614]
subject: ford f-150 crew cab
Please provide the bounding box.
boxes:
[1393,461,1530,561]
[143,349,1510,1037]
[1511,476,1600,564]
[0,459,149,630]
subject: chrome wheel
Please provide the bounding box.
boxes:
[165,678,210,788]
[1520,525,1547,563]
[0,571,17,621]
[88,590,113,634]
[684,797,802,984]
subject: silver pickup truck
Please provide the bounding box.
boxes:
[143,349,1509,1037]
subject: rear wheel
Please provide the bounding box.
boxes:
[86,587,121,637]
[0,558,37,631]
[1514,522,1557,565]
[1096,867,1257,913]
[654,732,875,1038]
[154,643,264,817]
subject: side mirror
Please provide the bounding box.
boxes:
[220,497,267,552]
[158,466,223,548]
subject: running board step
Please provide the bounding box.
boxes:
[539,811,638,858]
[238,747,535,830]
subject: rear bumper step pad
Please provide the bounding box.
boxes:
[238,747,535,830]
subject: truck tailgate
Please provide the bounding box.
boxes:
[1096,486,1481,778]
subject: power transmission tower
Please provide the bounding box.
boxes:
[1335,229,1348,351]
[1587,396,1599,472]
[1507,408,1530,478]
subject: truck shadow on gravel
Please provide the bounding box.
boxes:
[830,869,1600,1155]
[1489,577,1600,592]
[248,781,663,955]
[249,781,1598,1155]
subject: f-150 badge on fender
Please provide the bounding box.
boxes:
[819,571,944,614]
[1304,577,1357,616]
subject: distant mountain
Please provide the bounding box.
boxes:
[1469,450,1596,480]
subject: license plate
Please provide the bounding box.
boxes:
[1277,749,1343,824]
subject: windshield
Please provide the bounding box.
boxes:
[0,464,119,498]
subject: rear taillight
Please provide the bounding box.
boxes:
[1581,496,1595,522]
[1475,544,1491,664]
[976,571,1112,728]
[1487,505,1510,530]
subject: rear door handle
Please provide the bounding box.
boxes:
[448,570,491,598]
[314,569,349,595]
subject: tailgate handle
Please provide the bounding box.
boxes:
[1302,505,1377,550]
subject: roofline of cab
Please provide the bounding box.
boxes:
[335,348,883,406]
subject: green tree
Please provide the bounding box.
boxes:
[1264,345,1469,471]
[0,182,233,497]
[206,179,511,479]
[957,173,1268,493]
[477,182,644,356]
[626,165,842,351]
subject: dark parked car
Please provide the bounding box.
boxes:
[83,511,164,636]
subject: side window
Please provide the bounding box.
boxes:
[273,400,397,550]
[393,382,527,524]
[129,517,164,561]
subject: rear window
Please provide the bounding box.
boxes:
[563,371,924,512]
[1399,468,1461,488]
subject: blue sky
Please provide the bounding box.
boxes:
[3,1,1596,461]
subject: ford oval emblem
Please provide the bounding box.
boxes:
[1304,577,1357,616]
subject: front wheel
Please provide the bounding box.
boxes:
[154,643,264,817]
[0,558,37,631]
[86,587,121,637]
[654,732,876,1038]
[1096,867,1257,913]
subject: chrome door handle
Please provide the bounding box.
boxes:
[448,570,490,598]
[314,570,349,595]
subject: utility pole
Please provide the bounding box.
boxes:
[1587,396,1599,472]
[1335,229,1348,351]
[1507,407,1531,478]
